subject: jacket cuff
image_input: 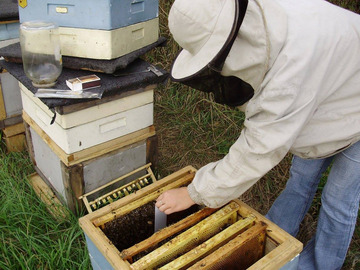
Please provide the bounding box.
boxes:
[187,183,205,206]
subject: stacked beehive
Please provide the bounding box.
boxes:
[0,0,168,213]
[18,0,159,60]
[21,81,159,212]
[0,0,25,152]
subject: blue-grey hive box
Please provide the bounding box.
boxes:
[0,21,20,41]
[18,0,158,30]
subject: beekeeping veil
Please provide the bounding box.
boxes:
[168,0,254,107]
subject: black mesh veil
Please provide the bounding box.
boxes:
[170,0,253,107]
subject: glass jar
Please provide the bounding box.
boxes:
[19,21,62,87]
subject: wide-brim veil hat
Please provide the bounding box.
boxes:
[169,0,245,80]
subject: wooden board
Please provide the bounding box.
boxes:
[2,121,24,137]
[2,122,26,152]
[27,173,69,221]
[3,132,25,152]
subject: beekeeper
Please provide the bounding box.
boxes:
[155,0,360,268]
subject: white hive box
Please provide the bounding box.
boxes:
[18,0,158,30]
[20,83,154,154]
[58,18,159,60]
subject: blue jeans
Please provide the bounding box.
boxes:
[266,141,360,270]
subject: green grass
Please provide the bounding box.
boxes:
[0,0,359,269]
[0,147,91,270]
[153,83,245,174]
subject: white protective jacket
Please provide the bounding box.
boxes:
[188,0,360,208]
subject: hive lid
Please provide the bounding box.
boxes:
[0,37,167,74]
[0,58,169,109]
[0,0,19,21]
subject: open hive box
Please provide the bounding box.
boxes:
[79,166,303,270]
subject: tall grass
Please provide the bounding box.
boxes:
[0,0,359,269]
[0,146,90,269]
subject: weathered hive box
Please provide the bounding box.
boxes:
[79,167,303,270]
[58,18,159,60]
[0,70,23,128]
[18,0,158,30]
[24,112,157,212]
[20,83,154,154]
[0,20,20,41]
[18,0,159,60]
[2,121,26,152]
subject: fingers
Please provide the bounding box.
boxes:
[155,187,196,214]
[164,207,176,215]
[155,196,165,208]
[156,194,174,213]
[156,200,173,214]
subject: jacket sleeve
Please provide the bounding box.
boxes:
[187,83,317,208]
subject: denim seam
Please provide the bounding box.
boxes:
[339,183,360,259]
[341,151,360,163]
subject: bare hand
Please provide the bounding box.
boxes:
[155,187,196,214]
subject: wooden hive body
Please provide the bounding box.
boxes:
[18,0,158,31]
[79,167,303,270]
[57,18,159,60]
[20,83,155,154]
[25,119,157,212]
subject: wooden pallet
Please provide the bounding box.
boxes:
[27,173,70,221]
